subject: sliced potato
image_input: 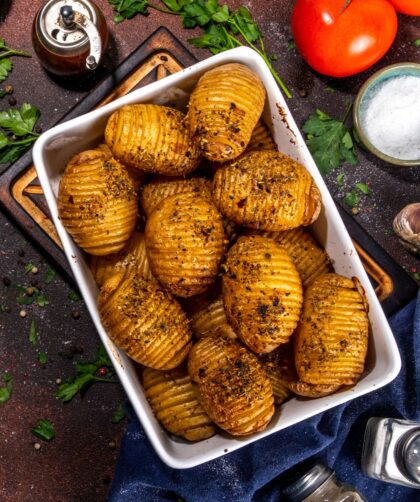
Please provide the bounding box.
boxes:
[287,381,341,398]
[188,336,274,436]
[105,104,200,176]
[90,231,153,287]
[261,227,331,287]
[98,271,192,369]
[295,273,369,386]
[247,120,276,151]
[143,366,216,441]
[223,235,303,353]
[141,176,212,217]
[259,343,295,405]
[190,294,237,340]
[188,63,265,162]
[58,146,138,256]
[145,192,227,297]
[212,151,321,231]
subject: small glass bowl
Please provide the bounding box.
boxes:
[353,62,420,167]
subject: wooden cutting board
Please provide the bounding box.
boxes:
[0,27,416,316]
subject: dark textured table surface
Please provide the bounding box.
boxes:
[0,1,419,501]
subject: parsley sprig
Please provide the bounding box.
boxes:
[0,373,13,405]
[56,345,118,402]
[0,37,31,85]
[302,106,358,175]
[0,103,41,164]
[31,419,55,441]
[108,0,292,97]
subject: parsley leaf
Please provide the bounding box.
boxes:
[413,39,420,47]
[111,403,126,424]
[302,108,358,175]
[68,291,81,302]
[29,320,38,345]
[24,262,35,273]
[344,191,359,208]
[0,103,40,137]
[336,173,345,188]
[56,345,118,402]
[108,0,150,22]
[31,419,55,441]
[38,352,48,365]
[0,373,12,405]
[44,267,56,284]
[355,182,369,195]
[0,59,12,83]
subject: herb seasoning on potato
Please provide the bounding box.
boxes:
[295,273,369,386]
[223,235,303,353]
[105,104,200,176]
[58,145,139,256]
[145,192,227,297]
[188,63,266,162]
[188,335,274,436]
[98,271,192,369]
[212,150,321,231]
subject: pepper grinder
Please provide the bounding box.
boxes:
[32,0,108,77]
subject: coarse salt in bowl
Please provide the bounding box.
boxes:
[353,62,420,167]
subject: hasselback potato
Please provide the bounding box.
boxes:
[212,150,321,231]
[58,146,138,256]
[98,271,192,369]
[145,192,227,297]
[143,366,216,441]
[223,235,303,353]
[295,273,369,386]
[247,120,277,151]
[287,381,341,398]
[141,176,212,217]
[105,104,200,176]
[188,336,275,436]
[261,227,331,287]
[188,63,265,162]
[90,231,153,286]
[259,343,295,405]
[190,294,237,340]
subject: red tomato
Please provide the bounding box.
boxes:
[387,0,420,15]
[292,0,398,77]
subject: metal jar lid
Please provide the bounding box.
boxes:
[396,429,420,484]
[35,0,102,69]
[283,463,334,501]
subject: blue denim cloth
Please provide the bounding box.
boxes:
[109,291,420,502]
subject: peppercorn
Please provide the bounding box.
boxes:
[34,442,41,451]
[31,266,38,275]
[71,310,80,320]
[25,287,35,296]
[98,367,107,377]
[4,84,13,94]
[4,306,11,313]
[18,249,25,257]
[297,88,308,98]
[2,277,11,287]
[8,96,16,106]
[19,310,27,318]
[108,440,116,450]
[55,378,62,385]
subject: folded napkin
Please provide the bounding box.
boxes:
[109,290,420,502]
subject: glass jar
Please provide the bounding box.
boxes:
[283,463,367,502]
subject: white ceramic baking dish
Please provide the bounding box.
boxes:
[32,46,401,469]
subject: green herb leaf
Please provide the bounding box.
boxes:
[0,141,31,164]
[288,39,296,49]
[44,267,56,284]
[0,103,40,137]
[0,373,12,405]
[336,173,345,188]
[0,59,12,83]
[68,291,81,302]
[355,182,369,195]
[31,419,55,441]
[108,0,150,21]
[344,191,359,208]
[413,39,420,47]
[38,352,48,365]
[36,294,49,307]
[302,108,358,175]
[24,262,34,273]
[56,344,117,402]
[29,320,38,345]
[189,24,234,54]
[111,403,126,424]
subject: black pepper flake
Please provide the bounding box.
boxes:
[198,368,206,378]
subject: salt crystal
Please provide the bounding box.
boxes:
[360,75,420,160]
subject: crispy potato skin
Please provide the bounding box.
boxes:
[259,343,295,405]
[141,176,212,217]
[105,104,200,176]
[188,336,274,436]
[188,63,265,162]
[145,192,227,297]
[90,231,153,287]
[223,235,303,353]
[98,272,192,369]
[287,381,341,398]
[58,147,138,256]
[259,227,332,287]
[190,296,237,340]
[143,366,216,441]
[247,120,277,152]
[212,151,321,231]
[295,273,369,386]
